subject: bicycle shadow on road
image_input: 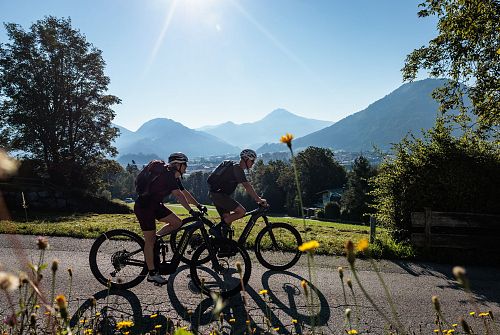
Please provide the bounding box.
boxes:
[167,267,331,334]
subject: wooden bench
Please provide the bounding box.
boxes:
[411,208,500,250]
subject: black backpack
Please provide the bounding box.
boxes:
[207,160,233,189]
[135,160,167,197]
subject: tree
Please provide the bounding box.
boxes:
[183,171,211,205]
[341,156,377,222]
[0,16,120,191]
[371,121,500,241]
[251,160,287,212]
[294,147,347,206]
[402,0,500,131]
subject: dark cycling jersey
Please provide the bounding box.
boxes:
[136,167,185,206]
[209,162,247,195]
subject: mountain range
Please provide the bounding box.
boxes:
[198,109,332,148]
[113,78,449,160]
[257,78,447,153]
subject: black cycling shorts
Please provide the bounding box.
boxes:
[134,202,172,231]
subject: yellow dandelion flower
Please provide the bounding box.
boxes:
[280,133,294,147]
[479,312,489,317]
[155,325,162,329]
[95,312,101,317]
[447,330,455,333]
[273,327,279,331]
[44,312,51,315]
[34,305,40,309]
[259,289,268,295]
[469,311,476,316]
[123,332,129,335]
[347,330,358,335]
[497,48,500,55]
[356,238,369,252]
[55,294,67,308]
[229,318,236,323]
[246,320,251,324]
[84,329,93,335]
[150,314,158,318]
[116,320,134,329]
[80,319,86,324]
[433,330,439,333]
[298,240,320,252]
[292,319,298,324]
[452,324,458,327]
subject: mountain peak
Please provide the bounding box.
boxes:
[265,108,295,119]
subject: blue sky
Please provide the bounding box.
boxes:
[0,0,437,131]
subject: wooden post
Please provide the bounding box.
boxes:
[370,216,376,243]
[424,207,432,248]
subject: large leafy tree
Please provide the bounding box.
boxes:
[402,0,500,132]
[252,160,287,212]
[341,156,377,222]
[294,147,347,206]
[0,16,120,191]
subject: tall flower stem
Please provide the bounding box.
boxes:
[290,149,307,237]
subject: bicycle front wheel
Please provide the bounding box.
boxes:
[255,222,303,271]
[89,229,147,290]
[190,239,251,299]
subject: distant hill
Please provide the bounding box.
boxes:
[257,79,448,153]
[198,109,332,149]
[113,118,240,158]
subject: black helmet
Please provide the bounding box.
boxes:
[168,152,188,164]
[240,149,257,161]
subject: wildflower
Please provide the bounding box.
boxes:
[210,292,226,316]
[478,312,489,317]
[18,272,28,284]
[280,133,294,149]
[51,259,59,273]
[497,48,500,55]
[469,311,475,316]
[432,295,441,313]
[345,240,355,264]
[155,325,162,329]
[95,312,101,317]
[56,295,68,319]
[273,327,280,331]
[246,320,251,324]
[347,330,358,334]
[346,278,352,289]
[0,272,20,291]
[300,280,308,295]
[345,308,352,318]
[229,318,236,323]
[447,330,455,333]
[30,313,36,328]
[451,323,457,327]
[292,319,298,324]
[68,268,73,277]
[116,320,134,329]
[338,266,344,280]
[34,305,40,309]
[433,330,439,333]
[84,329,93,335]
[461,318,472,334]
[236,262,242,274]
[36,236,49,250]
[259,289,268,295]
[356,238,369,252]
[150,314,158,318]
[452,266,469,289]
[298,240,320,252]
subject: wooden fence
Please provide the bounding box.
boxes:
[411,208,500,250]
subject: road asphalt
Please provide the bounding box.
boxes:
[1,234,499,334]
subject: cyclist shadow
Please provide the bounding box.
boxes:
[168,267,331,334]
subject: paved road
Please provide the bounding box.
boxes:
[1,234,499,334]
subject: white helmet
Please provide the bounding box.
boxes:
[240,149,257,161]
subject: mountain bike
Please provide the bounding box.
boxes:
[88,216,251,298]
[170,205,303,271]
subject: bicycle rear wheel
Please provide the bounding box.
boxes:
[190,239,251,299]
[89,229,147,290]
[255,222,302,271]
[170,230,209,265]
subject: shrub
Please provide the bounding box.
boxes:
[324,201,340,220]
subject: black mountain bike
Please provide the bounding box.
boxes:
[88,216,251,298]
[170,206,303,271]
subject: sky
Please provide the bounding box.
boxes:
[0,0,438,131]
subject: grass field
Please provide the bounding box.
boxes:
[0,203,413,258]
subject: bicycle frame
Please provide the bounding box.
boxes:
[155,219,217,275]
[236,207,270,245]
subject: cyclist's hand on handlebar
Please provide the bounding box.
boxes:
[189,209,202,218]
[257,199,268,207]
[197,204,208,214]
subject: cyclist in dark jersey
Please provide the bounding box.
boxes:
[134,152,205,285]
[209,149,267,237]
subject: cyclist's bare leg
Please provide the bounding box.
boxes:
[222,205,246,226]
[156,212,183,236]
[143,230,157,270]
